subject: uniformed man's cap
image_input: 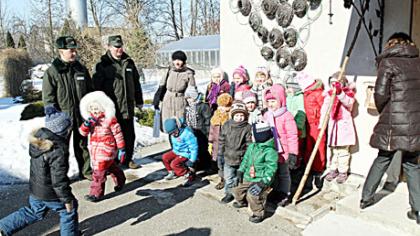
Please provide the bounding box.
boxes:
[55,36,78,49]
[108,35,123,47]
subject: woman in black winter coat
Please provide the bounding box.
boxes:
[361,33,420,225]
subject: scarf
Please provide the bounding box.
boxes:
[265,107,287,153]
[327,87,355,121]
[210,109,230,126]
[207,82,220,106]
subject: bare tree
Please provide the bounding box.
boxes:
[0,1,9,47]
[88,0,113,36]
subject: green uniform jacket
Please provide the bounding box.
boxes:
[286,90,306,138]
[42,58,93,126]
[92,51,143,119]
[239,139,278,185]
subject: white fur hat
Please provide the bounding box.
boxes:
[79,91,116,120]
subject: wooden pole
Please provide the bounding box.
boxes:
[292,0,370,205]
[292,57,349,205]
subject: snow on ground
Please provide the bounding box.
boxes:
[0,98,167,185]
[0,67,211,185]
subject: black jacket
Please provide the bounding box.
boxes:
[218,119,252,166]
[370,44,420,152]
[42,58,93,126]
[29,128,75,203]
[93,51,143,119]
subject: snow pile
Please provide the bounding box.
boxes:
[0,98,167,185]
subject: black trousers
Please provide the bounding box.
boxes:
[119,118,136,165]
[362,149,420,211]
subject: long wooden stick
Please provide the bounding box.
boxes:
[292,1,370,205]
[292,57,349,205]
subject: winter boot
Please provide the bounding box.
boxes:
[336,172,348,184]
[232,201,247,208]
[249,214,264,223]
[181,172,195,187]
[84,195,101,203]
[165,171,177,180]
[407,209,420,225]
[313,172,323,189]
[325,170,339,182]
[128,161,141,169]
[114,185,124,192]
[220,193,234,204]
[360,197,375,209]
[215,177,225,190]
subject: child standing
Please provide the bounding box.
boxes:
[242,90,263,125]
[0,107,78,236]
[286,81,307,169]
[230,65,251,100]
[208,93,233,189]
[296,72,326,188]
[320,72,356,184]
[162,117,198,187]
[251,66,273,109]
[79,91,126,202]
[263,84,299,205]
[206,67,231,112]
[218,100,252,203]
[185,86,212,171]
[232,122,278,223]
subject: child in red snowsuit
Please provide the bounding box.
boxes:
[79,91,126,202]
[296,72,326,188]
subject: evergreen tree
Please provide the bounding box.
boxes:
[6,31,15,48]
[61,19,71,36]
[125,26,155,68]
[17,35,27,49]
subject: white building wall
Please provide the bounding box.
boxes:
[220,1,412,176]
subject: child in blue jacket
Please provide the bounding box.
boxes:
[162,117,198,187]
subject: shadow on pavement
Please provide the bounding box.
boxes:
[76,178,209,235]
[164,227,211,236]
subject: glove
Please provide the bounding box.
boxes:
[237,171,244,184]
[288,153,298,170]
[332,81,342,95]
[154,104,160,110]
[185,160,194,168]
[248,182,266,196]
[84,117,97,127]
[208,143,213,155]
[65,201,73,213]
[136,104,143,111]
[118,149,126,164]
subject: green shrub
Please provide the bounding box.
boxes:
[134,108,154,127]
[143,99,152,104]
[20,101,44,120]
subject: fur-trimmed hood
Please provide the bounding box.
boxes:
[28,128,62,158]
[80,91,116,120]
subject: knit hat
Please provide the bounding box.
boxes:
[242,90,257,104]
[232,65,249,83]
[217,93,233,107]
[185,86,199,100]
[171,50,187,63]
[252,122,273,143]
[44,105,72,137]
[296,71,315,91]
[163,118,179,134]
[230,100,248,118]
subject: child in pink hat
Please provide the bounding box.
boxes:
[230,65,251,100]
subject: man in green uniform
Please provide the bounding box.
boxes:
[92,35,144,169]
[42,36,93,179]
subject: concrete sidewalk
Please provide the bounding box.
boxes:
[1,142,417,235]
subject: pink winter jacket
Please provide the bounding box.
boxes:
[319,89,357,147]
[263,84,299,163]
[80,115,125,170]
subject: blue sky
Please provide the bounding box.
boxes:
[4,0,31,19]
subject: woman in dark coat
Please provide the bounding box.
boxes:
[361,33,420,225]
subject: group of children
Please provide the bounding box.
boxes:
[161,65,357,223]
[0,66,357,236]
